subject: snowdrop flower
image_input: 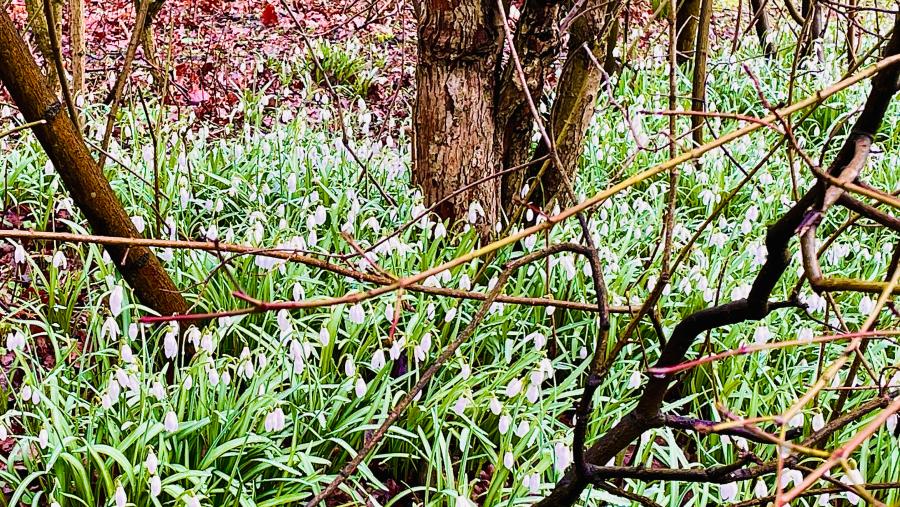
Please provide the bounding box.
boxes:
[38,427,49,449]
[354,377,368,398]
[780,468,804,488]
[753,479,768,498]
[523,234,537,250]
[344,357,356,377]
[503,451,515,469]
[276,309,292,338]
[804,293,826,314]
[13,242,27,264]
[753,325,771,345]
[146,450,159,475]
[149,475,161,497]
[460,362,471,380]
[445,307,457,323]
[120,344,134,364]
[887,414,898,434]
[730,284,752,300]
[207,366,220,386]
[164,411,179,432]
[578,347,587,359]
[131,216,146,233]
[523,473,540,494]
[6,331,25,351]
[858,295,876,316]
[183,493,201,507]
[433,222,446,239]
[506,378,522,398]
[237,347,255,379]
[628,371,642,389]
[812,412,825,431]
[221,370,232,385]
[264,407,286,432]
[102,317,121,340]
[788,412,804,429]
[318,327,331,346]
[515,420,530,437]
[114,484,127,507]
[163,327,178,359]
[348,304,365,324]
[371,348,386,370]
[527,332,546,350]
[798,327,815,343]
[525,383,540,403]
[150,381,166,401]
[720,482,738,502]
[0,424,6,440]
[452,397,470,416]
[554,442,572,472]
[499,414,511,434]
[109,286,124,317]
[51,250,67,269]
[489,397,502,415]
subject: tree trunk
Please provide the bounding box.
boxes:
[24,0,64,89]
[802,0,825,61]
[521,0,623,212]
[70,0,85,95]
[749,0,775,58]
[675,0,701,63]
[497,0,562,210]
[413,0,503,233]
[689,0,712,146]
[0,8,188,318]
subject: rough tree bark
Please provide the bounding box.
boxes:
[0,8,188,318]
[412,0,503,232]
[24,0,64,88]
[497,0,562,209]
[689,0,712,146]
[70,0,85,95]
[522,0,623,212]
[802,0,825,61]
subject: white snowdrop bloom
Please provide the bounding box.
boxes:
[21,384,32,403]
[452,397,470,416]
[525,473,541,494]
[628,371,642,389]
[467,201,484,224]
[149,475,161,497]
[131,215,146,233]
[423,275,441,288]
[318,327,331,346]
[38,427,49,449]
[203,224,218,241]
[487,277,498,290]
[146,450,159,475]
[276,309,292,338]
[389,340,403,360]
[749,243,768,266]
[147,380,165,400]
[887,414,898,434]
[444,306,456,322]
[109,285,125,317]
[314,205,327,226]
[526,383,540,403]
[578,347,587,359]
[183,374,194,391]
[50,502,60,507]
[503,451,515,469]
[221,370,232,385]
[164,411,179,432]
[13,242,27,264]
[286,173,297,193]
[559,255,576,280]
[489,397,502,415]
[753,325,771,345]
[780,469,804,488]
[710,231,728,248]
[460,363,471,380]
[120,343,134,363]
[734,437,748,451]
[207,367,220,387]
[348,304,365,324]
[265,407,286,432]
[499,414,511,434]
[183,493,201,507]
[114,484,127,507]
[788,412,804,429]
[51,250,67,269]
[805,293,827,314]
[730,284,752,300]
[546,305,556,316]
[354,377,368,398]
[816,493,832,506]
[0,424,6,440]
[554,442,572,472]
[846,467,864,485]
[515,419,530,437]
[753,479,767,498]
[237,348,255,379]
[292,282,305,301]
[371,349,386,370]
[858,296,876,316]
[523,234,537,250]
[163,330,178,359]
[433,222,447,239]
[506,378,523,398]
[344,356,357,379]
[6,331,26,351]
[384,304,395,323]
[798,328,815,343]
[185,326,202,348]
[720,482,738,502]
[792,409,818,434]
[526,332,546,350]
